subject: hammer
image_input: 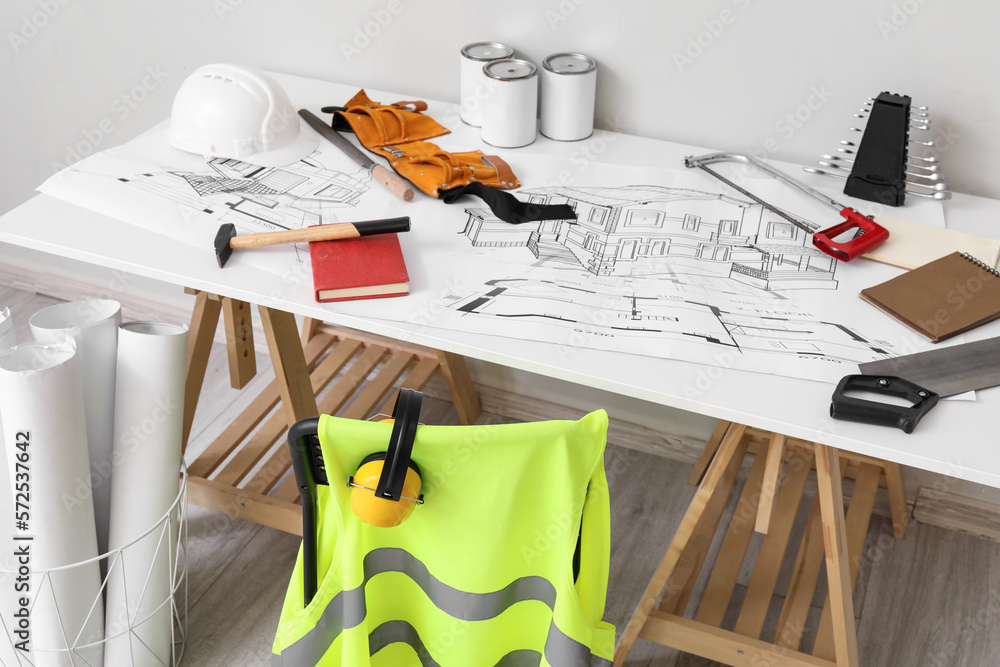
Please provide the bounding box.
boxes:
[214,217,410,268]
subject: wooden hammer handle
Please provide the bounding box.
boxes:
[230,224,361,249]
[229,216,410,249]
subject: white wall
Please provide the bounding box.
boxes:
[3,0,1000,501]
[2,0,999,216]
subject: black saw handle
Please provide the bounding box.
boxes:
[830,375,938,434]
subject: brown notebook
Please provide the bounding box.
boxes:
[860,251,1000,342]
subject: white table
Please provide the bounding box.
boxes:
[4,72,1000,488]
[3,72,999,667]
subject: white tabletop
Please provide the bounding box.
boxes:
[4,72,1000,488]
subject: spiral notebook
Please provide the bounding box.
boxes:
[860,251,1000,342]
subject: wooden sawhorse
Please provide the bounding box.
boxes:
[616,421,909,667]
[178,289,481,534]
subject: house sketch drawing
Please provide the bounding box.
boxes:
[119,154,371,231]
[445,185,898,378]
[462,185,837,292]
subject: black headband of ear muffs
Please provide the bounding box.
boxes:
[373,388,422,502]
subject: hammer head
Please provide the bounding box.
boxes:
[215,223,237,268]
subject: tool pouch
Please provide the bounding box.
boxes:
[331,89,449,148]
[329,90,520,197]
[327,90,574,224]
[370,142,520,197]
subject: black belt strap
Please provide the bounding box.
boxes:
[440,182,577,224]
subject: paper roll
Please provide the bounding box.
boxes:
[0,307,18,666]
[0,340,104,666]
[105,322,188,667]
[29,299,122,560]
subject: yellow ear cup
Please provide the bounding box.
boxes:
[350,459,422,527]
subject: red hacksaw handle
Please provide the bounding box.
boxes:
[811,208,889,262]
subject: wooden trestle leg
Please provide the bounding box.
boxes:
[181,298,483,533]
[615,421,907,667]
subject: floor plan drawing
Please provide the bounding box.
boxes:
[118,154,371,232]
[447,276,890,373]
[463,185,837,291]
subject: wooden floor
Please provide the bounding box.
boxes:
[5,287,1000,666]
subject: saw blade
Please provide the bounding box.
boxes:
[859,336,1000,397]
[693,163,817,233]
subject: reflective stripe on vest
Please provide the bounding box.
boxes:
[272,548,610,667]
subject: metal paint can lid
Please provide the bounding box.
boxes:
[461,42,514,62]
[484,59,537,82]
[542,52,596,75]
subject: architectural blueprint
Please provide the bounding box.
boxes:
[397,167,950,384]
[462,185,837,290]
[121,155,371,231]
[38,126,951,383]
[37,120,396,272]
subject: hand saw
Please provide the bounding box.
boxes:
[830,336,1000,432]
[684,152,889,262]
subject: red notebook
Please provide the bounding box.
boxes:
[309,233,409,303]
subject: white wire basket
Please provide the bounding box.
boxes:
[0,465,188,666]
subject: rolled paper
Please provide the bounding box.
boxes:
[105,322,188,667]
[29,299,122,560]
[0,340,104,666]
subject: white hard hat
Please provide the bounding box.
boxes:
[168,64,318,167]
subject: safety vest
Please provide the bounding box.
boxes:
[272,410,615,666]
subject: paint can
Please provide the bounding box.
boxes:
[481,59,538,149]
[540,52,597,141]
[460,42,514,127]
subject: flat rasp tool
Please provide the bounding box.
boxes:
[299,109,414,202]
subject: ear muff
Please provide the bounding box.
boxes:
[349,451,423,527]
[348,389,424,527]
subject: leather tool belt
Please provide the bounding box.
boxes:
[328,90,520,197]
[325,91,575,224]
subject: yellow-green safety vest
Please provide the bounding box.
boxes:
[272,410,615,666]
